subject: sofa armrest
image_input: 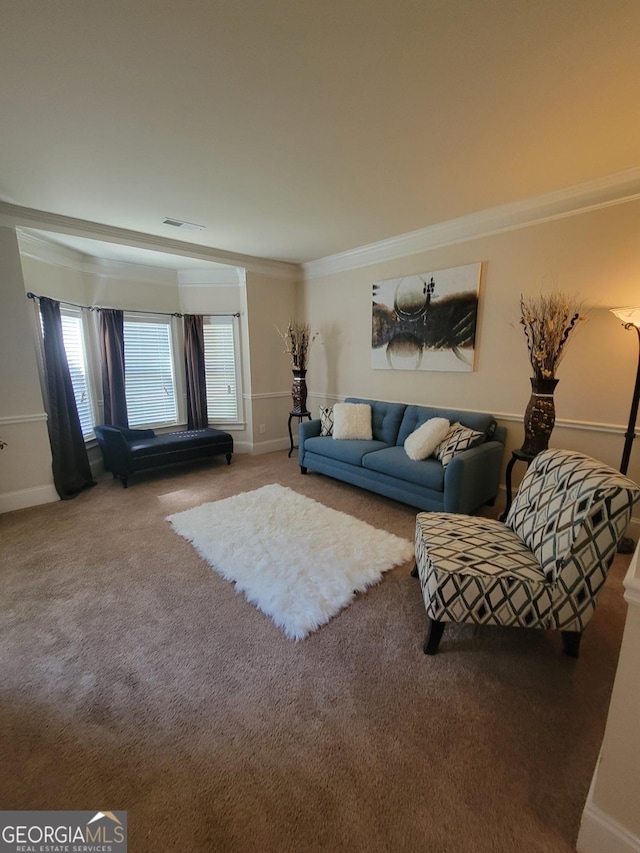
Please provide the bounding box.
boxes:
[94,426,137,478]
[115,426,156,441]
[443,439,506,514]
[298,418,322,466]
[300,418,321,441]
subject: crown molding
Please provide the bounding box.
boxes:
[302,166,640,279]
[0,202,300,281]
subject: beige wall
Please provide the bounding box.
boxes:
[591,595,640,831]
[244,270,300,453]
[301,198,640,496]
[179,284,241,315]
[20,254,88,303]
[0,229,57,510]
[577,550,640,852]
[89,275,181,314]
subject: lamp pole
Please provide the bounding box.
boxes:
[611,308,640,475]
[611,309,640,554]
[620,323,640,476]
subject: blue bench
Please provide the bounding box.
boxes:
[94,425,233,487]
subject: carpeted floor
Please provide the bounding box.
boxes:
[0,451,631,852]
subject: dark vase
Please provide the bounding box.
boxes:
[291,369,308,414]
[520,377,559,455]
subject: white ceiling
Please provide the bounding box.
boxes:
[1,0,640,266]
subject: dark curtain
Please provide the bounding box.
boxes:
[99,308,128,427]
[39,297,96,499]
[184,314,209,429]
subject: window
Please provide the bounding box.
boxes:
[203,316,242,423]
[60,310,95,439]
[123,316,178,427]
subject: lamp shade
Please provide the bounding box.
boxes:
[611,307,640,327]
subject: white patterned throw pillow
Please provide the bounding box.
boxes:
[404,417,450,461]
[332,402,373,440]
[435,422,483,467]
[319,406,334,436]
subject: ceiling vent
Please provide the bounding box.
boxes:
[163,218,206,232]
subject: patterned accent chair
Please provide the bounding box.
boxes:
[414,449,640,657]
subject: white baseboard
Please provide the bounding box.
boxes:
[229,441,251,454]
[0,484,59,514]
[577,801,640,853]
[250,437,291,456]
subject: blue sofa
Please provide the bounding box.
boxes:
[298,397,506,513]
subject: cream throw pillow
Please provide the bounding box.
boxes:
[404,417,450,461]
[332,402,373,440]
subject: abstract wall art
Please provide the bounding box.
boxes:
[371,262,481,371]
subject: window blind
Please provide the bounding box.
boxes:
[124,318,178,427]
[60,312,94,438]
[203,319,239,421]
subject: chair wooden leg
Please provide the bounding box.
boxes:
[423,618,445,655]
[561,630,581,658]
[411,564,419,578]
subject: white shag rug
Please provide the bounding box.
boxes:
[166,483,414,640]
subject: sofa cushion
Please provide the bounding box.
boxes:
[128,428,232,458]
[397,405,495,446]
[404,417,450,461]
[363,446,445,491]
[346,398,407,444]
[305,435,389,466]
[333,402,372,440]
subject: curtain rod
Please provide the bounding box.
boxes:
[26,293,240,318]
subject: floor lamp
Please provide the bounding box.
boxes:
[610,307,640,474]
[610,306,640,552]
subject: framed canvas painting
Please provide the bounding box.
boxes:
[371,262,481,371]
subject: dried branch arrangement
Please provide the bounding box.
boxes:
[519,292,585,379]
[275,320,317,371]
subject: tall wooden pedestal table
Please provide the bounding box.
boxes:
[288,410,312,457]
[499,449,537,522]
